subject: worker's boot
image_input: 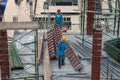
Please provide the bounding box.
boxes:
[62,62,66,65]
[59,63,61,69]
[62,56,65,65]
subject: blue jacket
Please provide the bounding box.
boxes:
[57,41,67,56]
[55,13,63,26]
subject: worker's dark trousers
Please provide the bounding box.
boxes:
[58,55,65,68]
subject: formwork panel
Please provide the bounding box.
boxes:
[104,38,120,63]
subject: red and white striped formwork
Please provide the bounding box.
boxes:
[53,24,62,41]
[66,43,83,71]
[47,24,62,59]
[47,29,56,59]
[47,24,83,71]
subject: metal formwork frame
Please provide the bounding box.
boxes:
[0,22,41,80]
[13,29,39,80]
[9,29,40,80]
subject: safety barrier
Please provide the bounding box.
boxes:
[47,29,57,59]
[47,24,83,71]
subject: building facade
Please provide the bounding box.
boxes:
[33,0,80,32]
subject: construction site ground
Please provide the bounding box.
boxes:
[10,30,120,80]
[10,31,91,80]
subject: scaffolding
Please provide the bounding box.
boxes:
[0,22,42,80]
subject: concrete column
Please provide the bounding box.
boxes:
[0,30,10,80]
[87,0,95,35]
[0,17,10,80]
[91,22,102,80]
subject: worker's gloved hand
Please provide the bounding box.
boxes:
[62,27,67,32]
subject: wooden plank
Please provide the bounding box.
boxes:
[0,22,38,30]
[43,46,52,80]
[38,35,43,64]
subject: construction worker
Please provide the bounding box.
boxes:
[55,9,63,29]
[57,36,67,68]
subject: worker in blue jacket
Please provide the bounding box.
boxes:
[57,36,67,68]
[55,9,63,29]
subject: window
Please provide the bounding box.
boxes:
[51,17,54,21]
[63,18,66,21]
[41,18,45,21]
[50,0,78,6]
[46,18,48,21]
[67,18,70,21]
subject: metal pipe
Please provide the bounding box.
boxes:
[34,0,37,14]
[35,29,39,80]
[82,0,86,44]
[113,0,117,35]
[117,0,120,37]
[106,57,109,80]
[80,0,83,34]
[80,11,83,34]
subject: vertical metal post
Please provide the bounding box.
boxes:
[78,0,81,34]
[34,0,37,14]
[81,11,83,34]
[106,58,109,80]
[35,29,39,80]
[113,0,117,35]
[80,0,83,34]
[111,66,113,80]
[43,2,49,30]
[82,0,86,44]
[47,4,51,29]
[117,0,120,37]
